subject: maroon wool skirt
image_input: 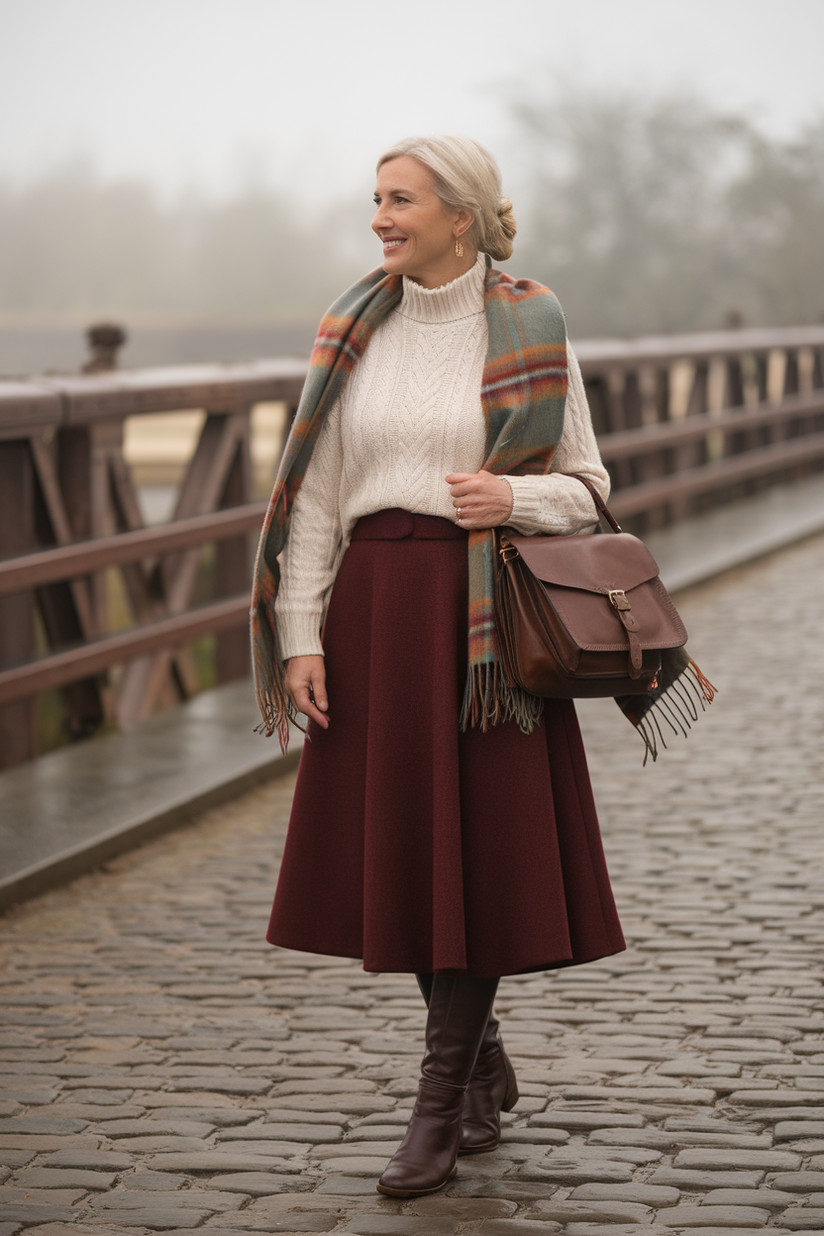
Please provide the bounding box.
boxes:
[267,508,625,977]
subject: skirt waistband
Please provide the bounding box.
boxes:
[350,508,467,542]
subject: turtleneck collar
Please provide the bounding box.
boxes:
[400,250,487,324]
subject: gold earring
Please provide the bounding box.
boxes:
[455,238,464,258]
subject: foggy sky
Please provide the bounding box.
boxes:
[1,0,823,202]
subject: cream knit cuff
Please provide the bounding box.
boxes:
[276,610,325,661]
[505,474,549,532]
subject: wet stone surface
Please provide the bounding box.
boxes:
[1,532,823,1231]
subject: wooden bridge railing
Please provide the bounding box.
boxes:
[1,325,823,767]
[576,325,824,524]
[0,360,304,766]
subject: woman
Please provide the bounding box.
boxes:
[251,135,626,1197]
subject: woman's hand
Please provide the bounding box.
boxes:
[445,469,514,529]
[283,654,329,730]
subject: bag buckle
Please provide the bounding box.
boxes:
[499,541,520,562]
[609,589,631,611]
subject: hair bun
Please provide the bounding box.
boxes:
[487,196,516,261]
[497,197,517,241]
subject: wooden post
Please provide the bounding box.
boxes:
[56,427,97,624]
[581,376,609,438]
[0,441,37,766]
[31,438,104,742]
[620,370,644,530]
[755,353,769,402]
[82,323,127,374]
[726,356,745,408]
[215,415,253,683]
[55,421,127,728]
[622,370,643,432]
[812,347,824,392]
[783,349,800,397]
[726,355,748,462]
[602,369,634,492]
[646,366,671,529]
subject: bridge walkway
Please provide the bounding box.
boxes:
[0,532,822,1234]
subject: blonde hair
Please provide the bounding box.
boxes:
[377,135,516,262]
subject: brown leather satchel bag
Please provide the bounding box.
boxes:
[494,475,688,699]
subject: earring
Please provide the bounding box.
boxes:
[455,238,464,258]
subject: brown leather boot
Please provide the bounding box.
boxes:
[377,975,498,1197]
[458,1014,519,1153]
[415,974,519,1155]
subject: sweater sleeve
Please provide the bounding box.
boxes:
[274,399,344,660]
[503,346,610,536]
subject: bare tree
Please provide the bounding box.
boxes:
[508,86,824,336]
[725,117,824,326]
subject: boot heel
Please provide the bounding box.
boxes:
[501,1056,519,1112]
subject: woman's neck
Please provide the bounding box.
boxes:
[401,251,486,324]
[405,249,478,290]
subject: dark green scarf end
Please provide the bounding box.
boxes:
[617,649,716,765]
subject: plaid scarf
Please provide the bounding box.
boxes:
[251,261,714,758]
[251,260,568,749]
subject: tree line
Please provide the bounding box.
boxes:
[511,87,824,336]
[1,88,822,341]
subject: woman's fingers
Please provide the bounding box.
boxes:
[446,472,485,514]
[295,684,330,729]
[445,470,513,528]
[308,664,328,714]
[284,655,330,729]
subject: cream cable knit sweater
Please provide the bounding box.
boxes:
[275,252,610,660]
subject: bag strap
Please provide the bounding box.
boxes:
[566,472,623,534]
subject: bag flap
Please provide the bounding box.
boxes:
[506,531,661,594]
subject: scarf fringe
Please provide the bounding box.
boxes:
[251,591,307,754]
[635,657,717,766]
[252,688,310,753]
[252,683,293,754]
[459,661,544,735]
[689,657,717,704]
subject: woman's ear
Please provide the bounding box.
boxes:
[453,208,474,240]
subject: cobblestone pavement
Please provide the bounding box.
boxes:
[1,532,823,1236]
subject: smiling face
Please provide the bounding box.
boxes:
[371,155,474,289]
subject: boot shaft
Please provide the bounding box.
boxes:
[421,975,499,1089]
